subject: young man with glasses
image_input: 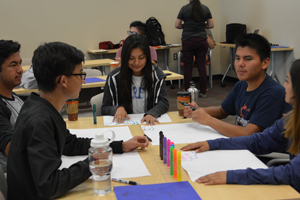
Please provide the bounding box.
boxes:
[115,21,157,65]
[0,40,23,173]
[7,42,149,199]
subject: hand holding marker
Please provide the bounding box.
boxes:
[178,101,196,111]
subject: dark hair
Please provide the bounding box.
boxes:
[130,21,147,36]
[0,40,21,72]
[284,59,300,155]
[235,33,271,62]
[191,0,203,22]
[32,42,84,92]
[117,34,154,114]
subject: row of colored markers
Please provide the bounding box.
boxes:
[159,131,182,181]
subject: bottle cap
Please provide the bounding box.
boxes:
[90,130,116,148]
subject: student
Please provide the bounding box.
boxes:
[184,33,290,137]
[102,34,169,125]
[175,0,214,96]
[7,42,149,199]
[0,40,23,173]
[115,21,157,65]
[181,59,300,193]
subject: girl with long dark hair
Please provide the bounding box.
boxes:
[101,34,169,125]
[175,0,214,97]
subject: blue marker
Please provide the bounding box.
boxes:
[93,104,97,124]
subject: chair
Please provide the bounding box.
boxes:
[0,166,7,200]
[177,49,213,89]
[79,69,103,103]
[90,93,104,116]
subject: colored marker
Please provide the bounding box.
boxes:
[170,146,174,175]
[163,137,167,164]
[167,139,171,167]
[177,151,182,181]
[144,134,152,142]
[93,104,97,124]
[159,131,164,160]
[112,178,141,185]
[178,101,196,111]
[173,149,177,178]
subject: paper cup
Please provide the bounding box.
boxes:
[110,62,119,71]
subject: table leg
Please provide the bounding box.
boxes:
[270,52,280,84]
[221,47,235,87]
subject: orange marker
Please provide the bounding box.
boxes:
[173,149,177,178]
[177,151,182,181]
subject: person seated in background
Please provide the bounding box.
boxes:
[184,33,291,137]
[0,40,23,173]
[102,34,169,125]
[181,59,300,193]
[20,65,38,89]
[7,42,149,199]
[115,21,157,65]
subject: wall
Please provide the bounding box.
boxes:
[219,0,300,84]
[0,0,220,75]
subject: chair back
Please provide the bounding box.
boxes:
[83,69,102,77]
[0,166,7,200]
[90,93,104,116]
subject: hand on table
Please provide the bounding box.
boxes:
[180,141,210,153]
[113,107,130,123]
[122,136,149,152]
[141,114,160,125]
[196,171,227,185]
[183,102,199,118]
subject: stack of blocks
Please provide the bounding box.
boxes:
[159,131,182,181]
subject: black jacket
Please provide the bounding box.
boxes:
[101,65,169,117]
[7,93,122,199]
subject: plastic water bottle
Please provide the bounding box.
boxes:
[89,130,115,195]
[187,81,198,103]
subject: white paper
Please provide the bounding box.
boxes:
[59,127,151,179]
[103,113,172,126]
[181,150,268,182]
[141,122,227,145]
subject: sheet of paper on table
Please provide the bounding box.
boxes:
[59,126,150,179]
[181,150,267,182]
[141,122,227,145]
[103,113,172,126]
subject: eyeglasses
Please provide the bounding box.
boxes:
[57,72,87,84]
[127,31,139,35]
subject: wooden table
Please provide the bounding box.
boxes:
[216,43,294,85]
[22,59,114,73]
[58,111,300,200]
[13,70,183,95]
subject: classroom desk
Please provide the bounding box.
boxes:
[58,111,300,200]
[216,43,294,85]
[88,45,182,72]
[13,70,183,95]
[22,59,114,73]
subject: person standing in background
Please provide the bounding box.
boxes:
[175,0,214,98]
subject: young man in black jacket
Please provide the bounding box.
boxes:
[0,40,23,173]
[7,42,148,199]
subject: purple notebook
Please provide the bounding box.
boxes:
[84,77,105,84]
[114,181,201,200]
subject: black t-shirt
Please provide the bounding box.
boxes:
[177,2,212,41]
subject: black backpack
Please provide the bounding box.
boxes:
[226,23,247,43]
[146,17,166,46]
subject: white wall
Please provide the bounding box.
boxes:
[219,0,300,83]
[0,0,220,73]
[1,0,299,84]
